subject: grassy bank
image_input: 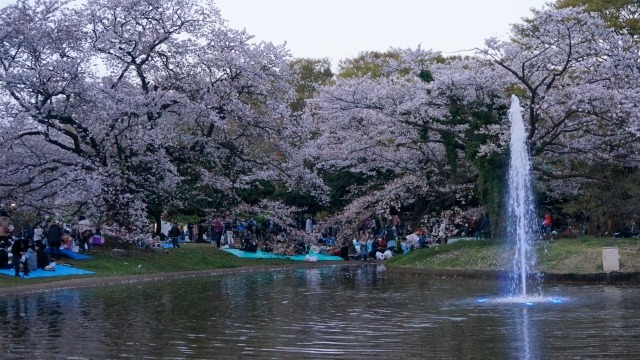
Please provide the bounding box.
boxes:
[3,236,638,289]
[388,236,640,274]
[0,243,290,288]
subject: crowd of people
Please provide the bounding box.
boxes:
[184,212,491,261]
[0,210,97,277]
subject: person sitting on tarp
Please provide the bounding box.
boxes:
[295,239,307,255]
[347,241,360,260]
[339,241,350,260]
[242,235,257,253]
[25,242,37,273]
[262,238,273,253]
[0,240,10,269]
[34,240,50,269]
[61,233,74,250]
[386,239,396,251]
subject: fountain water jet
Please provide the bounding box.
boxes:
[506,95,541,298]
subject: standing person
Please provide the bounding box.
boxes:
[33,223,43,242]
[224,218,234,247]
[187,223,194,241]
[481,213,491,239]
[11,238,29,277]
[212,217,224,248]
[75,216,93,254]
[474,216,482,240]
[544,211,553,235]
[193,224,199,242]
[305,216,313,234]
[47,221,63,262]
[168,223,181,248]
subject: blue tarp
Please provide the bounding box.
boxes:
[0,265,95,278]
[222,248,343,261]
[45,248,93,260]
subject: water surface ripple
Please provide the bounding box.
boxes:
[0,265,639,359]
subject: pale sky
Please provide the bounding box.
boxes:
[0,0,552,65]
[215,0,552,64]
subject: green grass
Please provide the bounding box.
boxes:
[387,236,640,274]
[4,236,638,288]
[0,243,291,288]
[388,239,504,270]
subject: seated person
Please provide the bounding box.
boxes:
[379,237,387,249]
[369,238,380,258]
[386,239,396,250]
[242,236,258,253]
[25,244,37,273]
[262,239,273,253]
[347,243,360,260]
[295,240,307,255]
[366,236,374,254]
[318,244,330,255]
[34,240,50,269]
[405,234,418,251]
[0,241,10,269]
[401,241,409,254]
[339,243,350,260]
[61,234,74,250]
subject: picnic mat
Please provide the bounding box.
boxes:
[0,265,95,278]
[222,248,343,261]
[45,248,93,260]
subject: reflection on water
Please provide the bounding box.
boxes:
[0,265,640,359]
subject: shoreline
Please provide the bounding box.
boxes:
[0,261,360,297]
[2,261,639,297]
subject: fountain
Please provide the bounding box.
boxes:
[506,95,542,298]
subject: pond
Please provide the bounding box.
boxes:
[1,264,639,359]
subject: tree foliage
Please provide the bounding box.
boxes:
[555,0,640,37]
[0,0,323,230]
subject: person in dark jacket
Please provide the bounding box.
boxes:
[34,240,49,269]
[11,238,29,277]
[168,223,181,248]
[0,241,10,269]
[47,221,63,261]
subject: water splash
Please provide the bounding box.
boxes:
[506,95,541,297]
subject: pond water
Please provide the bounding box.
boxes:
[1,264,640,359]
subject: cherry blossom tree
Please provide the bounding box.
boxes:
[299,49,506,233]
[0,0,322,232]
[300,6,640,235]
[481,6,640,196]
